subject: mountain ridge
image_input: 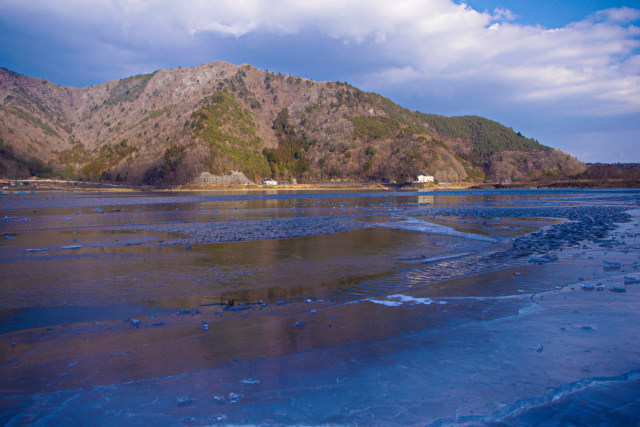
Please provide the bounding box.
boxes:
[0,61,585,185]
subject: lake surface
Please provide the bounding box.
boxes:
[1,188,640,425]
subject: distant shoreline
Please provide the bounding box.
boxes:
[1,178,637,193]
[471,179,640,190]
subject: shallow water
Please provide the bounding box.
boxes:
[1,188,640,425]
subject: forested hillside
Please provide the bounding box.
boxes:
[0,63,585,185]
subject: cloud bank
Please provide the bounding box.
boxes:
[1,0,639,161]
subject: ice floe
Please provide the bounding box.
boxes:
[375,216,499,243]
[367,294,447,307]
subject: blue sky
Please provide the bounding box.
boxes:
[1,0,639,163]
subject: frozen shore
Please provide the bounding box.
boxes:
[1,190,639,425]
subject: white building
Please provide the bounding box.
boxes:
[416,175,435,183]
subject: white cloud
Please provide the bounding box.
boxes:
[343,3,640,116]
[492,7,516,21]
[592,7,640,24]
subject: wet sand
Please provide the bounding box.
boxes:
[1,189,639,425]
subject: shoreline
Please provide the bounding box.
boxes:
[3,177,638,193]
[470,178,640,189]
[1,179,473,193]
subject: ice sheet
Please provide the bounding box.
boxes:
[2,189,640,425]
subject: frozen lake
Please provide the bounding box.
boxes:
[1,188,640,425]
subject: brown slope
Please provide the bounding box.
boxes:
[0,62,583,185]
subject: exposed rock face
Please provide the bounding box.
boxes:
[193,171,252,185]
[0,62,584,185]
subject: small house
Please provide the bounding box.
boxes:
[416,175,435,183]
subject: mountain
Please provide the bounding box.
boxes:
[0,62,585,185]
